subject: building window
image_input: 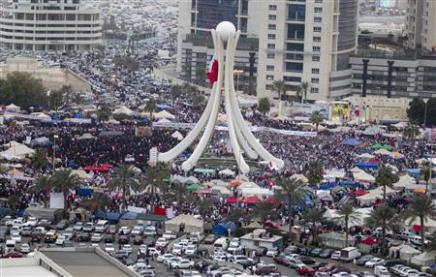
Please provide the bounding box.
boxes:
[266,84,273,90]
[266,75,274,80]
[311,78,319,84]
[312,68,320,74]
[315,0,323,3]
[312,55,320,61]
[268,14,276,20]
[268,24,276,30]
[267,53,275,59]
[267,43,275,49]
[267,65,275,71]
[268,34,276,40]
[311,87,319,93]
[313,27,322,32]
[313,36,321,42]
[313,46,320,52]
[314,17,322,23]
[314,7,323,13]
[269,5,277,11]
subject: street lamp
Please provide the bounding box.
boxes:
[424,98,429,127]
[53,134,58,173]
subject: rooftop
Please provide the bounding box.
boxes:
[0,258,57,277]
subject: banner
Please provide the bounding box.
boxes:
[128,206,147,214]
[49,192,64,209]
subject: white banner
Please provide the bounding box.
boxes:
[49,192,64,209]
[127,206,147,214]
[153,122,317,137]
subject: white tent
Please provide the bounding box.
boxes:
[0,143,35,159]
[393,174,416,189]
[353,170,375,183]
[238,182,259,190]
[5,104,20,112]
[238,187,274,197]
[373,149,392,156]
[290,174,308,183]
[324,207,372,227]
[357,186,395,205]
[324,169,346,180]
[392,122,408,129]
[165,214,204,233]
[3,141,21,148]
[113,106,134,116]
[71,169,91,180]
[408,217,436,233]
[77,133,96,140]
[157,118,171,123]
[210,185,232,195]
[219,168,235,177]
[171,131,184,141]
[154,110,175,120]
[411,251,436,266]
[399,244,421,262]
[357,153,375,160]
[30,112,51,121]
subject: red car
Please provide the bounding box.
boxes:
[2,252,24,258]
[296,266,316,276]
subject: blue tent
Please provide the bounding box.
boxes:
[356,162,379,170]
[407,168,421,178]
[121,212,138,220]
[213,222,237,236]
[95,211,121,222]
[157,104,173,110]
[76,188,93,197]
[342,138,361,146]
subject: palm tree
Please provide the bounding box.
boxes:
[366,204,402,255]
[33,175,53,207]
[144,98,156,124]
[375,164,399,201]
[403,123,419,140]
[144,162,170,195]
[253,201,278,227]
[334,202,361,247]
[297,82,309,103]
[421,161,432,194]
[0,165,7,175]
[32,148,48,172]
[276,177,313,234]
[405,195,436,250]
[310,111,323,131]
[307,161,323,186]
[50,169,83,211]
[109,165,141,210]
[301,208,325,245]
[273,80,286,116]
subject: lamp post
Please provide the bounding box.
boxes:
[424,98,429,127]
[53,134,58,173]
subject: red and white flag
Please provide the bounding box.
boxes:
[207,53,219,84]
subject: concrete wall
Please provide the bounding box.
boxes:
[0,58,91,92]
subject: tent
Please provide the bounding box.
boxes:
[356,162,379,170]
[374,149,392,156]
[363,126,384,136]
[225,196,239,204]
[392,122,407,129]
[113,106,134,116]
[71,169,91,180]
[411,251,436,266]
[324,169,346,180]
[165,214,204,233]
[357,186,395,205]
[171,131,184,141]
[393,174,415,189]
[353,170,375,183]
[30,112,51,121]
[342,138,361,146]
[154,110,176,120]
[186,183,202,192]
[0,143,35,159]
[242,196,261,205]
[357,153,376,160]
[290,174,308,183]
[361,236,377,246]
[212,222,237,236]
[238,187,274,197]
[5,104,20,112]
[399,244,421,261]
[219,168,235,177]
[77,133,96,140]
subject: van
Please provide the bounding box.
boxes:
[6,239,16,248]
[95,220,108,233]
[213,237,228,252]
[340,247,361,262]
[374,265,391,277]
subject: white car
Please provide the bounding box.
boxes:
[11,233,22,243]
[156,253,174,263]
[147,247,160,256]
[131,225,144,236]
[138,244,147,255]
[91,233,103,242]
[213,252,228,262]
[185,244,197,255]
[173,259,194,269]
[172,245,183,255]
[162,231,177,240]
[119,226,131,235]
[266,248,279,257]
[179,270,202,277]
[19,243,31,254]
[166,256,182,268]
[155,238,168,248]
[55,235,65,246]
[365,257,385,268]
[143,226,156,236]
[73,222,83,231]
[63,228,74,240]
[331,251,341,260]
[122,244,133,254]
[25,217,38,227]
[104,243,115,253]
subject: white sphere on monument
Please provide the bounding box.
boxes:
[216,21,236,42]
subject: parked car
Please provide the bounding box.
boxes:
[118,235,129,244]
[296,265,316,276]
[309,248,322,257]
[355,255,374,266]
[91,233,103,242]
[107,225,117,234]
[365,257,385,268]
[78,232,90,242]
[73,222,83,231]
[319,249,334,258]
[103,234,114,243]
[83,223,94,232]
[203,234,215,244]
[131,225,144,236]
[133,235,144,245]
[55,220,68,230]
[374,265,391,277]
[18,243,30,254]
[255,264,279,275]
[331,251,341,260]
[119,226,131,235]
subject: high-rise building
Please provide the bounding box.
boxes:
[176,0,260,93]
[406,0,436,51]
[256,0,359,101]
[0,0,102,51]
